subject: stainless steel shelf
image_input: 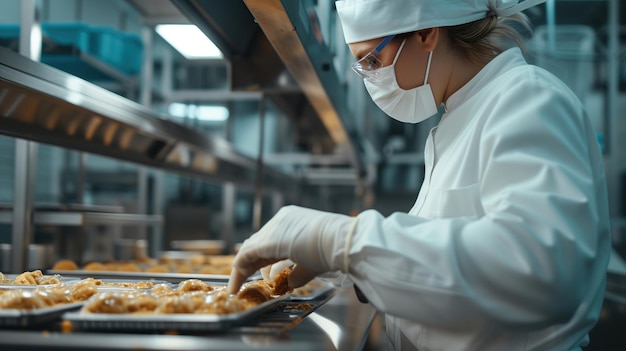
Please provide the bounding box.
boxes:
[0,46,295,191]
[34,212,163,226]
[0,209,162,227]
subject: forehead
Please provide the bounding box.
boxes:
[348,37,386,60]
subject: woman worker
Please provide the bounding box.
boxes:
[228,0,611,350]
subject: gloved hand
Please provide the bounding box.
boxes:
[228,205,358,294]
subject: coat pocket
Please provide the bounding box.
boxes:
[422,183,484,218]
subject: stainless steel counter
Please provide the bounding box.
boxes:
[0,286,377,351]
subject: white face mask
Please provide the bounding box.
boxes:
[364,39,439,124]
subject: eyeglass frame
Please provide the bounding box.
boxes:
[351,34,396,81]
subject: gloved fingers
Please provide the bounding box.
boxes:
[227,268,248,295]
[260,265,271,282]
[269,259,295,281]
[228,257,279,294]
[288,264,318,289]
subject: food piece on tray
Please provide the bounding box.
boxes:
[52,259,79,271]
[78,278,286,316]
[82,291,159,314]
[69,278,100,302]
[35,285,73,306]
[154,293,206,314]
[176,263,195,274]
[197,264,231,275]
[104,281,154,290]
[0,289,47,310]
[12,270,43,285]
[271,266,293,295]
[38,275,62,285]
[83,262,106,271]
[144,264,170,273]
[197,289,249,314]
[11,270,61,285]
[116,262,142,272]
[189,254,206,265]
[128,293,159,313]
[83,291,138,314]
[206,254,235,266]
[177,279,213,293]
[0,272,10,284]
[151,284,175,297]
[237,280,273,304]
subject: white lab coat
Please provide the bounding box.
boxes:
[348,48,610,351]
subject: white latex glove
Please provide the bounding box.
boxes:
[228,205,358,294]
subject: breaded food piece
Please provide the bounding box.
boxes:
[126,293,158,313]
[175,264,195,274]
[116,262,141,272]
[197,289,249,315]
[77,277,104,286]
[153,295,197,314]
[35,286,73,306]
[133,281,154,290]
[177,279,213,293]
[198,265,231,275]
[103,281,154,290]
[38,275,61,285]
[12,270,44,285]
[61,320,73,333]
[206,255,235,266]
[103,262,119,271]
[271,267,293,295]
[144,264,169,273]
[237,281,273,305]
[83,262,106,271]
[0,289,46,310]
[151,284,175,297]
[0,272,10,284]
[52,259,79,271]
[82,292,132,314]
[189,254,206,265]
[70,278,101,302]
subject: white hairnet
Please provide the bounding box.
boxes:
[336,0,547,44]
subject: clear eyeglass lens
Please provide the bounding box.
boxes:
[352,52,383,81]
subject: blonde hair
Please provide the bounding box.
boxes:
[444,13,532,65]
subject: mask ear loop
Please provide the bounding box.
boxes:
[391,39,407,66]
[423,51,433,85]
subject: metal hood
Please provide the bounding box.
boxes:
[0,45,294,192]
[169,0,365,174]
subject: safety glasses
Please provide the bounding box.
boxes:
[351,34,395,81]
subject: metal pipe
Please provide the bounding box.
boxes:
[222,182,236,252]
[12,0,42,273]
[252,96,266,232]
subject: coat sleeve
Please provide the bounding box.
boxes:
[347,73,611,330]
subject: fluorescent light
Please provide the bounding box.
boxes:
[195,105,228,121]
[168,103,229,122]
[156,24,223,59]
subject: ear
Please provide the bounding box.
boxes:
[416,28,439,52]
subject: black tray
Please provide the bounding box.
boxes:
[0,302,83,327]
